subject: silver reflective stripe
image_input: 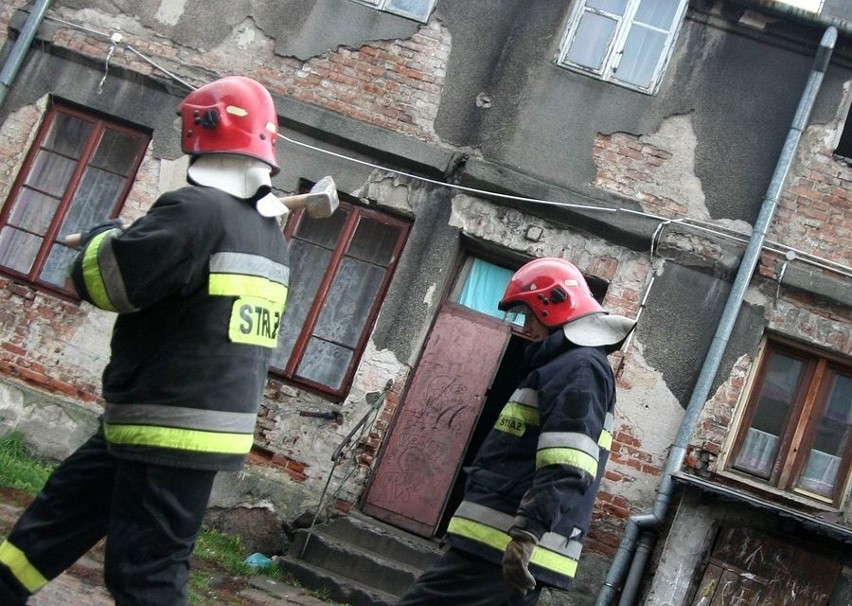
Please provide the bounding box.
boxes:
[453,501,583,560]
[104,404,258,433]
[455,501,513,530]
[604,412,614,432]
[540,532,583,560]
[98,231,139,313]
[538,432,600,462]
[210,252,289,285]
[509,387,538,408]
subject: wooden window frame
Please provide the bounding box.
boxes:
[728,338,852,507]
[0,100,149,298]
[275,197,409,399]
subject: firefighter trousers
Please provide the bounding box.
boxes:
[0,425,217,606]
[397,547,543,606]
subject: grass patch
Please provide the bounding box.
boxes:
[0,432,55,494]
[193,527,280,578]
[0,431,287,604]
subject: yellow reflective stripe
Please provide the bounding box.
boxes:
[0,540,48,593]
[447,517,511,552]
[598,429,613,451]
[447,517,578,578]
[494,403,540,436]
[536,447,598,476]
[104,424,253,455]
[209,274,288,302]
[81,231,118,312]
[530,545,578,577]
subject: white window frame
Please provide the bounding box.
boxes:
[556,0,688,95]
[348,0,436,23]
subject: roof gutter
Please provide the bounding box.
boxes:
[595,24,838,606]
[730,0,852,37]
[0,0,53,110]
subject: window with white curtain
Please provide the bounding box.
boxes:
[730,338,852,506]
[348,0,436,22]
[556,0,688,94]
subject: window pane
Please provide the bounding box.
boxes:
[347,217,401,266]
[314,257,384,348]
[634,0,679,29]
[24,150,77,199]
[62,166,125,230]
[797,372,852,497]
[92,129,144,176]
[566,13,618,72]
[614,25,666,89]
[587,0,628,15]
[385,0,432,19]
[7,188,61,235]
[271,239,332,369]
[43,112,92,157]
[39,243,77,289]
[295,208,349,248]
[296,338,354,391]
[0,227,41,274]
[733,352,804,478]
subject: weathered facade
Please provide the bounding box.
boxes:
[0,0,850,604]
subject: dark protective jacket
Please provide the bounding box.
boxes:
[445,329,616,590]
[70,185,290,471]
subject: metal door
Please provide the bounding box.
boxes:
[362,303,510,536]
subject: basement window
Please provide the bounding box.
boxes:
[348,0,436,23]
[0,100,149,296]
[729,338,852,507]
[272,195,409,399]
[556,0,688,95]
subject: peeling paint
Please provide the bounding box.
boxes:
[606,345,684,504]
[352,170,416,214]
[640,114,709,220]
[423,282,437,306]
[154,0,186,26]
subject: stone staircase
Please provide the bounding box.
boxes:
[278,511,443,606]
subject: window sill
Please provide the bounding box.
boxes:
[709,468,842,514]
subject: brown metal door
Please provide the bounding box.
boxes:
[362,303,510,536]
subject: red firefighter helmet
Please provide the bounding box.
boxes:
[498,257,603,328]
[178,76,280,174]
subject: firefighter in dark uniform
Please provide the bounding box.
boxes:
[0,76,293,605]
[398,257,636,606]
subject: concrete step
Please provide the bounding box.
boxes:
[317,513,442,571]
[279,512,443,605]
[278,553,400,606]
[289,527,423,596]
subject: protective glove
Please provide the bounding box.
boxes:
[501,530,537,595]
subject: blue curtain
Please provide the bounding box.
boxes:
[457,259,522,325]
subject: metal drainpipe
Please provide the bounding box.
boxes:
[596,25,838,606]
[0,0,53,109]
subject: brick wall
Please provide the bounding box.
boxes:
[49,13,451,145]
